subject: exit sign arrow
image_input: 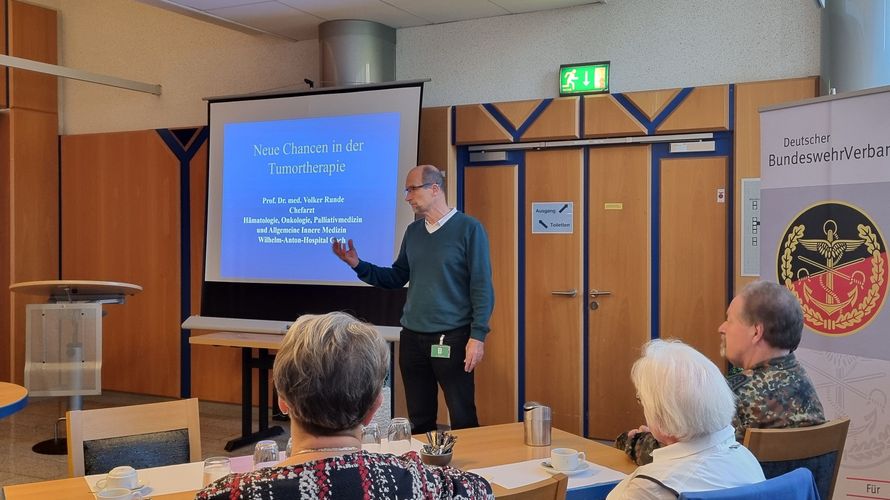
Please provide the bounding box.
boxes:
[559,61,609,96]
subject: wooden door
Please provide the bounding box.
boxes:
[524,148,584,434]
[465,165,519,425]
[587,146,650,439]
[660,157,727,366]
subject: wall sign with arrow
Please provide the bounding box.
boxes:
[531,202,574,234]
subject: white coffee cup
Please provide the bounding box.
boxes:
[96,466,139,490]
[550,447,586,471]
[96,487,142,500]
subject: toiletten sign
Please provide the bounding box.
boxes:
[532,202,573,234]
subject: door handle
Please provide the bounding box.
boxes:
[551,289,578,297]
[589,289,612,297]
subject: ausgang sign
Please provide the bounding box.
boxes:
[532,202,573,234]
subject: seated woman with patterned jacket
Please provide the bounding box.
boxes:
[196,311,493,500]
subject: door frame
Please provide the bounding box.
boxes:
[458,131,734,436]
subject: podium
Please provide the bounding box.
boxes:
[9,280,142,454]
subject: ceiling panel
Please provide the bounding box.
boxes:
[172,0,256,9]
[207,1,323,39]
[491,0,602,14]
[138,0,603,41]
[385,0,510,25]
[278,0,428,27]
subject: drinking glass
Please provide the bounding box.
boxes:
[387,417,412,455]
[202,457,231,486]
[361,423,381,453]
[253,440,280,469]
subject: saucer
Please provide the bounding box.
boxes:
[540,461,590,476]
[97,479,148,492]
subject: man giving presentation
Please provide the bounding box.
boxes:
[332,164,494,433]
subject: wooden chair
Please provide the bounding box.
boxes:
[743,418,850,500]
[66,398,202,476]
[498,473,568,500]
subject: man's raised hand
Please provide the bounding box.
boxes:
[331,238,360,268]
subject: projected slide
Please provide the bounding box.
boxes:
[218,112,400,283]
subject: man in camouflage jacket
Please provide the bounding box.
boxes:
[616,281,825,465]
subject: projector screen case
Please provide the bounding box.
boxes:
[201,81,424,325]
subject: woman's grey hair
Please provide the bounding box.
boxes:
[632,339,736,441]
[273,312,389,436]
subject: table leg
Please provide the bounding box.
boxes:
[257,349,270,431]
[224,347,283,451]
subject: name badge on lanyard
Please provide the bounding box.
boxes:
[431,334,451,358]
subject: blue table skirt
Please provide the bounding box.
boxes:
[567,480,620,500]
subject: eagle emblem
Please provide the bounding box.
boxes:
[778,202,887,335]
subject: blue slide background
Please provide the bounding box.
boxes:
[219,112,400,283]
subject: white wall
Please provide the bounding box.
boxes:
[32,0,821,134]
[397,0,822,106]
[27,0,318,135]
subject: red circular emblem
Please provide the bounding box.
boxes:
[777,202,888,336]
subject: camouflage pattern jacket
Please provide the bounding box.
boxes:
[615,353,826,465]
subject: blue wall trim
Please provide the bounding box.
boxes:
[481,99,553,142]
[514,151,526,421]
[515,99,553,139]
[578,97,585,138]
[613,87,694,135]
[450,106,457,146]
[726,85,736,304]
[456,147,469,209]
[156,127,209,398]
[650,144,663,340]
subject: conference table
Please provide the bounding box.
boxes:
[0,382,28,419]
[2,422,635,499]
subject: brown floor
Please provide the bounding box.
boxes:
[0,391,291,488]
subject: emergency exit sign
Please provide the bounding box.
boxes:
[559,62,609,96]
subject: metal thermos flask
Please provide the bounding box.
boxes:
[523,401,552,446]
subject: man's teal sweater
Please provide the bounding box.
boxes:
[354,212,494,341]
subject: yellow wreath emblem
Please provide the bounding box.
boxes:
[781,224,885,332]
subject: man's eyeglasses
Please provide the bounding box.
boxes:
[404,182,435,195]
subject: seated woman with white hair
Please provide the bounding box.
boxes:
[607,339,764,499]
[196,311,493,500]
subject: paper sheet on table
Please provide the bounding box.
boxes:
[86,461,204,497]
[468,459,626,490]
[363,437,426,454]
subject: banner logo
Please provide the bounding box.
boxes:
[778,202,887,335]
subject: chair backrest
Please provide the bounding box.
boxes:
[66,398,202,476]
[743,418,849,500]
[677,468,819,500]
[498,473,568,500]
